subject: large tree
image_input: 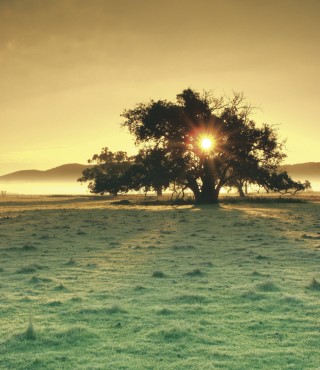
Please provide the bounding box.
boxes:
[122,89,308,203]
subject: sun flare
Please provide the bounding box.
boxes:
[201,137,214,150]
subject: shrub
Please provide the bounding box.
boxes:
[186,268,203,276]
[152,271,166,278]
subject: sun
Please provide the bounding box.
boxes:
[200,137,214,150]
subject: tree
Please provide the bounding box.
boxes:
[121,88,308,203]
[125,148,172,196]
[255,170,311,195]
[78,147,133,196]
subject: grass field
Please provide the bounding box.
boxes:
[0,195,319,369]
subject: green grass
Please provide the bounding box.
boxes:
[0,198,319,369]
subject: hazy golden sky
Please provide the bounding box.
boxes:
[0,0,319,175]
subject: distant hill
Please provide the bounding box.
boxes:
[279,162,320,180]
[0,162,319,184]
[0,164,91,182]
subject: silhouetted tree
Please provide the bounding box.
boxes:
[78,148,133,196]
[122,88,308,203]
[256,170,311,195]
[124,148,172,196]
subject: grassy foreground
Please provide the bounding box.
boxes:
[0,197,319,369]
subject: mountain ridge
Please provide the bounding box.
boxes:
[0,163,91,182]
[280,162,320,178]
[0,162,319,182]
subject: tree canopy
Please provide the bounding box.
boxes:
[120,88,308,203]
[79,88,309,202]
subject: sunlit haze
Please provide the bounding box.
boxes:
[1,0,319,176]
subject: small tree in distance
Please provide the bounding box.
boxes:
[78,148,133,196]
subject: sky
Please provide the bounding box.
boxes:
[0,0,319,175]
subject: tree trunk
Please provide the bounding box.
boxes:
[235,181,245,197]
[195,188,219,204]
[186,176,200,201]
[195,157,220,203]
[238,185,245,197]
[156,187,163,196]
[186,159,221,204]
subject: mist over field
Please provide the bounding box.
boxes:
[0,181,88,196]
[1,180,320,197]
[1,162,319,196]
[1,179,320,197]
